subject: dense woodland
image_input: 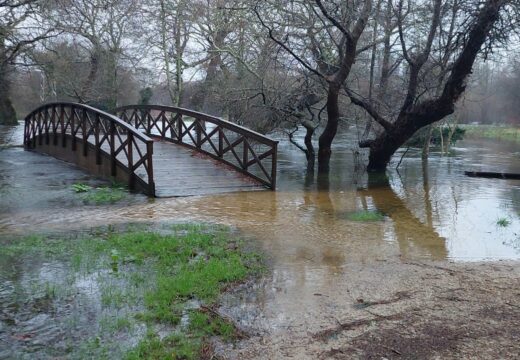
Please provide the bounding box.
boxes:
[1,0,520,170]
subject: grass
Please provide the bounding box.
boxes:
[497,217,511,227]
[463,125,520,143]
[72,181,128,205]
[347,210,385,222]
[0,224,263,359]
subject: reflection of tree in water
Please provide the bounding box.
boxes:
[363,170,448,260]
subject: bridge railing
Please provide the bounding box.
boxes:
[115,105,278,189]
[24,102,155,195]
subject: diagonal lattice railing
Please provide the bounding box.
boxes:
[24,102,155,195]
[115,105,278,189]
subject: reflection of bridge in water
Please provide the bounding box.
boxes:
[24,103,278,197]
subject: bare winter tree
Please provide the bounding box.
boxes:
[254,0,373,171]
[347,0,517,171]
[0,0,54,124]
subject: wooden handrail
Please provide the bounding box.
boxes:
[24,102,155,196]
[115,104,278,189]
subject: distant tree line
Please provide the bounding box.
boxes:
[2,0,519,171]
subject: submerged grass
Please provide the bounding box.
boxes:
[347,210,385,222]
[0,224,263,359]
[497,217,511,227]
[463,125,520,143]
[71,181,128,205]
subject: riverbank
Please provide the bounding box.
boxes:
[216,259,520,359]
[0,223,263,359]
[463,124,520,143]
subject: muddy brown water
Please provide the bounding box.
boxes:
[1,123,520,358]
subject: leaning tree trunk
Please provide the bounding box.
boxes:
[318,83,341,172]
[0,65,17,125]
[366,0,506,171]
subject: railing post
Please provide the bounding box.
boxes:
[177,115,183,143]
[32,114,37,148]
[44,109,50,145]
[52,107,58,146]
[271,142,278,190]
[218,127,223,158]
[38,112,43,145]
[71,108,76,151]
[147,141,155,196]
[242,138,248,170]
[82,109,88,157]
[128,132,135,191]
[196,119,202,148]
[110,122,117,176]
[61,105,66,148]
[24,117,30,148]
[95,114,101,165]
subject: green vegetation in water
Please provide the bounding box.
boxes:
[347,210,385,222]
[497,217,511,227]
[463,125,520,143]
[72,181,127,204]
[72,183,92,193]
[1,224,263,359]
[407,126,466,147]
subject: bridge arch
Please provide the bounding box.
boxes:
[115,105,278,189]
[24,103,278,197]
[24,102,155,195]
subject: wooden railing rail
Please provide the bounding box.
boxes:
[115,105,278,189]
[24,102,155,195]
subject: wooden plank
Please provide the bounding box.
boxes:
[150,140,266,197]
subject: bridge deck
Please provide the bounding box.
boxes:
[143,141,265,197]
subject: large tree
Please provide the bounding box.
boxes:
[0,0,52,124]
[255,0,373,171]
[348,0,515,171]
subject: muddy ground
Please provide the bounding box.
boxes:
[217,260,520,359]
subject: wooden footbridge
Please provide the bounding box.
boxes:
[23,103,278,197]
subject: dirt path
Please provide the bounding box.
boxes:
[217,260,520,359]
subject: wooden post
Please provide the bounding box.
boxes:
[147,141,154,196]
[24,117,30,148]
[218,127,223,158]
[38,112,43,145]
[52,107,58,146]
[177,115,183,143]
[61,105,66,148]
[110,122,116,176]
[242,138,248,170]
[82,109,88,157]
[95,114,101,165]
[44,109,49,145]
[71,108,76,151]
[271,142,278,190]
[196,119,202,148]
[128,132,135,191]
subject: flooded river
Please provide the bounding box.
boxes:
[1,123,520,358]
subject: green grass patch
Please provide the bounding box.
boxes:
[72,181,128,205]
[496,217,511,227]
[463,125,520,143]
[347,210,385,222]
[0,224,263,359]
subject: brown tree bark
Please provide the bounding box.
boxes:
[0,48,17,125]
[356,0,507,171]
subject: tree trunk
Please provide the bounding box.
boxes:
[0,65,17,125]
[366,0,505,171]
[318,83,340,172]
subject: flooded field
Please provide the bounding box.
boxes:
[1,123,520,358]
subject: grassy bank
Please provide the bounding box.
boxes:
[0,223,263,359]
[463,125,520,143]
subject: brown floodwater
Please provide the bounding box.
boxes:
[2,124,520,263]
[1,123,520,356]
